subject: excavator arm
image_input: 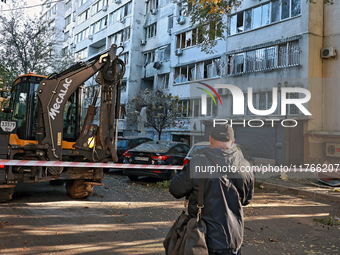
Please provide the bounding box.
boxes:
[36,44,125,164]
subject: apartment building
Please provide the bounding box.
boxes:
[215,0,340,166]
[41,0,340,165]
[40,0,226,143]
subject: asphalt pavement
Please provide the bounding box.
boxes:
[0,171,339,254]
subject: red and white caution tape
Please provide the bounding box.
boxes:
[0,159,184,170]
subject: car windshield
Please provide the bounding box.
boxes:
[133,142,173,153]
[189,145,210,157]
[117,139,129,148]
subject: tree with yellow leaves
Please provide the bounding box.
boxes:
[186,0,334,54]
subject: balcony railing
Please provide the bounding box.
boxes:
[227,46,301,76]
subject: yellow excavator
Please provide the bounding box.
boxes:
[0,44,125,201]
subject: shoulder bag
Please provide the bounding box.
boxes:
[163,178,208,255]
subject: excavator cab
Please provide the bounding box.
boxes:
[7,74,81,143]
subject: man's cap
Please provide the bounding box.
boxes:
[210,124,234,142]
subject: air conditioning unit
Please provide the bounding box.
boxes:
[326,143,340,157]
[46,3,51,8]
[39,11,43,15]
[88,35,93,40]
[167,29,172,34]
[71,44,76,49]
[119,42,124,47]
[150,9,157,15]
[115,0,121,3]
[175,48,183,56]
[102,5,108,11]
[141,39,146,45]
[153,61,162,69]
[321,47,336,59]
[72,16,76,22]
[176,16,185,25]
[119,18,125,23]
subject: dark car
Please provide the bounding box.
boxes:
[116,136,153,163]
[122,141,190,180]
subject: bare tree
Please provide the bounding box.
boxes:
[126,89,180,140]
[0,0,64,83]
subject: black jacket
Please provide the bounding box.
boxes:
[169,147,254,252]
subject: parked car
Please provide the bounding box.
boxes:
[116,136,153,163]
[122,141,190,180]
[184,141,254,166]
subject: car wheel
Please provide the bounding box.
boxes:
[127,175,139,181]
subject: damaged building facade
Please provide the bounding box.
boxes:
[41,0,340,166]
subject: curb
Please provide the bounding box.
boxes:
[255,181,340,203]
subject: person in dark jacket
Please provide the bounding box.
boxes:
[169,124,254,255]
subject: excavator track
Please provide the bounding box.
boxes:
[66,179,94,199]
[0,187,16,202]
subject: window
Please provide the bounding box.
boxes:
[235,54,244,74]
[229,0,301,35]
[156,46,170,62]
[265,46,276,69]
[144,23,157,39]
[92,0,108,15]
[78,9,90,25]
[244,9,252,31]
[291,0,301,17]
[288,40,300,66]
[227,40,300,75]
[176,27,211,49]
[143,50,155,64]
[146,0,158,13]
[66,1,72,11]
[271,0,280,23]
[205,97,218,117]
[158,73,169,90]
[281,0,290,20]
[246,92,278,115]
[252,6,261,29]
[192,99,200,117]
[108,27,130,46]
[65,15,71,26]
[121,52,129,65]
[62,47,69,56]
[287,93,299,114]
[236,12,244,33]
[261,3,270,26]
[75,28,89,44]
[178,100,190,117]
[78,0,88,8]
[90,16,108,34]
[246,51,255,72]
[109,2,132,24]
[64,31,70,42]
[168,15,173,30]
[174,58,220,84]
[75,48,88,61]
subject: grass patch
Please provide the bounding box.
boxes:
[155,180,171,189]
[313,216,339,226]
